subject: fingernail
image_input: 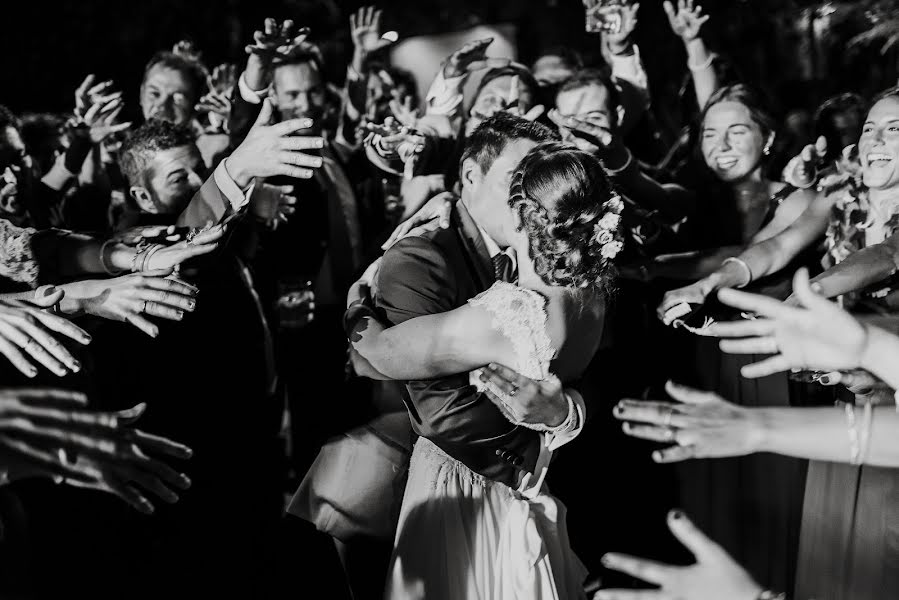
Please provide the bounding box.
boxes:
[819,374,831,385]
[26,366,37,377]
[313,158,323,167]
[670,509,684,520]
[495,449,503,457]
[167,492,180,503]
[301,118,313,128]
[81,334,92,343]
[613,404,624,416]
[45,286,57,295]
[652,450,663,462]
[181,474,192,487]
[600,554,613,566]
[176,311,184,320]
[71,360,81,372]
[811,283,823,294]
[187,300,196,310]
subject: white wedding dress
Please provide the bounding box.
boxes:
[385,281,588,600]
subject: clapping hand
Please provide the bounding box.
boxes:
[708,268,868,378]
[596,510,763,600]
[0,392,193,515]
[782,136,828,189]
[663,0,710,42]
[226,98,325,187]
[442,38,511,80]
[0,294,91,378]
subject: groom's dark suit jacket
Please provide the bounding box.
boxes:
[376,201,555,489]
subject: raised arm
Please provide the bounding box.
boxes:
[663,0,718,109]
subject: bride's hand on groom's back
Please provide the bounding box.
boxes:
[480,364,569,429]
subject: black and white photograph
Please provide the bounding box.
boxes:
[0,1,898,598]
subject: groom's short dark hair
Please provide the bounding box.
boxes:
[461,113,559,175]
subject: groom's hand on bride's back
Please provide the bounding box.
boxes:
[480,363,568,428]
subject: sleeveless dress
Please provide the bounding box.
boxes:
[794,174,899,600]
[672,185,815,593]
[385,281,588,600]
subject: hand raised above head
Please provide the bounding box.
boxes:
[442,38,511,80]
[350,6,394,55]
[227,99,325,187]
[662,0,710,42]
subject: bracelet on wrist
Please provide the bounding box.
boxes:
[756,591,787,600]
[602,150,633,176]
[722,257,753,288]
[100,240,126,276]
[687,53,715,72]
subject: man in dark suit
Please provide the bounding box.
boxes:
[349,112,590,491]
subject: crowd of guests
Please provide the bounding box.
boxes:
[1,1,899,598]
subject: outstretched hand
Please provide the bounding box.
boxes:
[707,268,869,378]
[782,135,828,189]
[597,510,763,600]
[350,6,394,55]
[227,98,325,187]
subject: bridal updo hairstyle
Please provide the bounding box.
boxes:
[509,141,624,292]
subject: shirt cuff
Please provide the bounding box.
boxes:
[238,72,269,105]
[215,159,255,212]
[425,70,466,116]
[547,390,586,451]
[609,45,649,97]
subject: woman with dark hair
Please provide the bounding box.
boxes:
[351,142,621,599]
[639,84,821,594]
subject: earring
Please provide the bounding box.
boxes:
[763,145,771,156]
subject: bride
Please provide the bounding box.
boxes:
[351,141,622,599]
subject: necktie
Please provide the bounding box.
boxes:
[492,252,517,283]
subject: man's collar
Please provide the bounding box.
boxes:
[476,223,517,271]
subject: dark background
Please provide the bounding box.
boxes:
[3,0,898,121]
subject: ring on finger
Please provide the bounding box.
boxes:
[24,339,40,353]
[140,300,149,314]
[664,427,677,442]
[663,408,674,428]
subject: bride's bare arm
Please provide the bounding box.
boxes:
[351,305,516,380]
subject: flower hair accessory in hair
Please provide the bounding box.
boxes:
[592,193,624,260]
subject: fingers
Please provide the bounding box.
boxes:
[140,275,200,298]
[652,444,697,463]
[253,98,275,127]
[271,117,314,137]
[483,363,528,395]
[0,320,77,376]
[115,403,147,426]
[815,135,828,159]
[791,268,831,311]
[112,482,156,515]
[740,355,792,379]
[27,309,92,346]
[666,509,724,562]
[522,105,545,122]
[0,335,39,378]
[280,150,324,169]
[128,429,193,460]
[281,135,325,152]
[613,399,687,426]
[437,199,452,229]
[705,318,774,339]
[662,0,676,23]
[622,422,680,444]
[125,314,159,338]
[140,300,185,322]
[75,74,95,101]
[467,58,512,73]
[664,380,720,405]
[594,590,668,600]
[714,287,791,319]
[13,388,89,408]
[0,436,95,483]
[600,552,673,586]
[718,336,779,355]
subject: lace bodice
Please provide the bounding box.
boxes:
[467,281,556,399]
[0,219,39,287]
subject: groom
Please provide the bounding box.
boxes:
[347,112,590,488]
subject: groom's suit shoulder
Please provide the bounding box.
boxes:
[377,229,465,325]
